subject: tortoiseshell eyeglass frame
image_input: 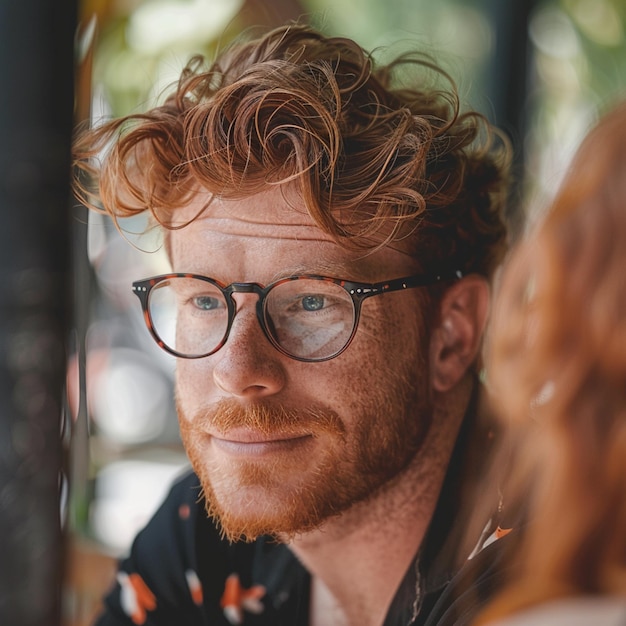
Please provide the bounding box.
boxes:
[132,269,463,362]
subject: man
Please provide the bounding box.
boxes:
[73,23,511,626]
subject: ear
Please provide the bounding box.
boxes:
[429,275,490,392]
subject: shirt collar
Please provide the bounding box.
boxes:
[384,379,502,624]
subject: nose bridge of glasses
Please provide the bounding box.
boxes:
[224,283,275,347]
[226,282,265,301]
[225,282,268,321]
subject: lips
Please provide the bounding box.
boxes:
[209,429,313,456]
[212,427,311,443]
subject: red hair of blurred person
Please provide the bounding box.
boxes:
[476,101,626,623]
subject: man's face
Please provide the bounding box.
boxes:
[171,186,435,541]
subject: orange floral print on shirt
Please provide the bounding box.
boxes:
[117,572,157,625]
[220,572,266,625]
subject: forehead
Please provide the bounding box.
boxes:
[171,185,328,239]
[168,186,420,280]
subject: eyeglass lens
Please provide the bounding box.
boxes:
[147,276,357,360]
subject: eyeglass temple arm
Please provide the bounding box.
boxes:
[372,269,463,294]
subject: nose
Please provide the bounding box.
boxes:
[211,293,287,399]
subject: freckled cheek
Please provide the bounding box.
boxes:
[358,317,405,352]
[174,359,216,417]
[306,322,406,408]
[356,305,423,361]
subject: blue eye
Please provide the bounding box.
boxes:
[193,296,222,311]
[301,295,325,311]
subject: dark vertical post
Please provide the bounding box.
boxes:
[0,1,77,625]
[482,0,539,235]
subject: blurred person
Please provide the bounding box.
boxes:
[73,23,511,626]
[474,101,626,626]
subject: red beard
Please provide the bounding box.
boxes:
[178,390,430,542]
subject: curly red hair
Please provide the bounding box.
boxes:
[73,23,509,277]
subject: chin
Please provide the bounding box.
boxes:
[202,483,335,543]
[196,450,362,540]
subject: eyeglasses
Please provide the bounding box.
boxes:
[132,270,462,362]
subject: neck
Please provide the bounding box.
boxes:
[288,380,472,626]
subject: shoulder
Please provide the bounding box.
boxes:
[151,469,202,517]
[95,469,221,625]
[129,469,204,569]
[95,469,309,626]
[489,597,626,626]
[420,530,520,626]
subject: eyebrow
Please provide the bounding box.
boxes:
[268,259,383,283]
[177,254,394,285]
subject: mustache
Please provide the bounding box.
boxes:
[186,399,346,438]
